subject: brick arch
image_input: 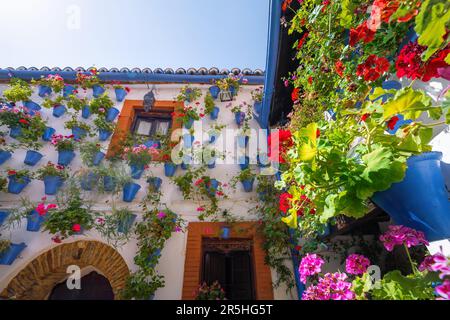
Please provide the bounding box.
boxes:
[0,240,130,300]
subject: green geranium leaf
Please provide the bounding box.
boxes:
[320,193,337,223]
[361,147,393,181]
[414,0,450,61]
[352,273,372,300]
[383,87,432,120]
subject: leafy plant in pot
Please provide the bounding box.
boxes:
[174,104,203,129]
[31,74,65,97]
[231,168,256,192]
[64,117,92,141]
[0,106,47,145]
[176,85,202,103]
[204,92,219,120]
[51,134,78,166]
[76,69,105,97]
[112,82,131,102]
[122,144,158,179]
[89,94,117,120]
[65,94,89,117]
[6,168,32,194]
[2,78,33,104]
[80,141,106,167]
[195,281,226,300]
[35,161,69,195]
[93,115,116,141]
[42,96,67,117]
[251,87,264,115]
[95,207,135,248]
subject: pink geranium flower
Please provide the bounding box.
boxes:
[345,254,370,275]
[379,225,428,252]
[299,253,325,284]
[435,280,450,300]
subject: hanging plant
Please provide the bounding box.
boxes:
[35,161,69,195]
[231,168,256,192]
[79,141,105,167]
[6,168,32,194]
[204,92,218,119]
[31,74,65,95]
[64,117,92,140]
[93,115,116,141]
[194,281,227,300]
[88,94,115,116]
[112,81,131,102]
[176,85,202,103]
[2,78,33,103]
[76,69,101,89]
[65,94,88,113]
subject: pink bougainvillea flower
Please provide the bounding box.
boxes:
[299,253,325,284]
[345,254,371,275]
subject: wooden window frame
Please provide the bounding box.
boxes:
[106,99,184,158]
[182,222,274,300]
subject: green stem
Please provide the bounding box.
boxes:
[421,121,446,128]
[404,244,419,275]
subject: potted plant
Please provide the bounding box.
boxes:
[42,126,56,141]
[66,94,89,116]
[176,85,202,103]
[63,84,77,98]
[215,73,247,100]
[76,69,104,97]
[231,104,246,126]
[174,104,203,130]
[112,82,131,102]
[208,84,220,100]
[80,141,105,166]
[51,134,78,166]
[65,117,92,140]
[23,148,43,166]
[237,128,250,148]
[122,144,158,179]
[114,208,137,234]
[0,107,47,144]
[89,94,118,121]
[31,74,65,97]
[207,123,225,144]
[3,78,33,104]
[26,199,58,232]
[78,168,99,191]
[0,240,27,265]
[194,281,226,300]
[0,135,13,165]
[158,138,178,177]
[42,96,67,118]
[251,87,264,115]
[93,116,116,141]
[232,168,255,192]
[35,161,69,195]
[204,92,219,120]
[6,168,32,194]
[91,163,131,194]
[123,182,141,202]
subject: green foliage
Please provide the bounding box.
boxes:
[93,115,116,132]
[79,141,103,167]
[2,78,32,102]
[0,239,11,254]
[41,96,65,109]
[65,95,88,112]
[176,85,202,102]
[204,92,215,114]
[95,206,136,248]
[35,162,69,180]
[195,281,226,300]
[89,94,114,115]
[0,108,46,147]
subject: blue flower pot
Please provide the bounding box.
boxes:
[144,140,161,148]
[239,156,250,170]
[43,175,63,195]
[42,127,56,141]
[184,117,194,129]
[235,112,245,126]
[229,86,236,97]
[371,152,450,241]
[210,107,220,120]
[106,107,120,122]
[207,158,216,169]
[103,176,117,192]
[38,85,52,98]
[164,163,177,177]
[254,101,262,114]
[117,213,136,233]
[8,175,31,194]
[92,151,105,166]
[0,243,27,265]
[52,105,67,117]
[130,164,145,179]
[23,101,41,111]
[147,248,161,268]
[63,85,76,97]
[24,150,43,166]
[0,211,9,226]
[123,182,141,202]
[81,105,91,119]
[26,210,45,232]
[241,178,255,192]
[99,129,112,141]
[72,127,87,140]
[207,179,219,196]
[80,172,98,191]
[0,150,12,165]
[115,88,127,102]
[92,84,105,98]
[10,127,22,139]
[183,134,194,148]
[58,150,75,166]
[237,135,249,148]
[257,154,270,168]
[147,177,162,191]
[209,86,220,99]
[220,226,231,239]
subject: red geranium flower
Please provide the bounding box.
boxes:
[361,113,370,122]
[291,88,300,102]
[349,22,376,46]
[387,116,400,130]
[268,129,293,163]
[282,0,292,12]
[7,170,17,176]
[19,119,28,125]
[356,55,390,82]
[72,224,81,232]
[297,32,309,50]
[335,60,345,77]
[279,192,293,213]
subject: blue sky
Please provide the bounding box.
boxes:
[0,0,270,70]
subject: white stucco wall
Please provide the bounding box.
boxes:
[0,83,294,299]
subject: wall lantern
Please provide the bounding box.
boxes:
[219,90,232,102]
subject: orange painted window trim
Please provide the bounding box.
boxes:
[106,99,184,158]
[182,222,274,300]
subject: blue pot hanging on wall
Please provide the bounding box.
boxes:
[181,157,191,170]
[43,175,63,195]
[92,151,105,166]
[92,84,105,98]
[117,213,137,233]
[164,163,177,177]
[147,177,162,191]
[0,150,12,165]
[106,107,120,122]
[10,127,22,139]
[24,150,43,166]
[371,152,450,241]
[72,127,87,140]
[123,182,141,202]
[241,178,255,192]
[8,175,31,194]
[103,176,117,192]
[63,85,76,98]
[26,210,46,232]
[57,150,75,166]
[229,85,236,97]
[209,86,220,99]
[23,101,41,111]
[254,101,262,115]
[130,164,145,179]
[80,172,98,191]
[99,129,112,141]
[38,85,52,98]
[147,248,162,268]
[42,127,56,141]
[207,158,216,169]
[235,112,245,126]
[207,179,219,196]
[0,243,27,265]
[0,211,9,226]
[210,107,220,120]
[52,105,67,118]
[184,117,194,129]
[81,105,91,119]
[115,88,127,102]
[238,156,250,170]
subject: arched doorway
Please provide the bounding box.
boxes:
[1,240,130,300]
[48,271,114,300]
